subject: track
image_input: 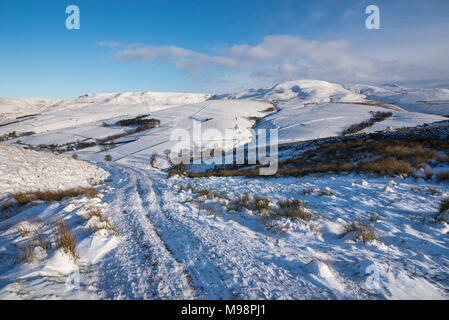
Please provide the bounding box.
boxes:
[86,163,195,299]
[88,162,362,299]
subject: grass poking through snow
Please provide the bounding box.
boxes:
[11,187,99,206]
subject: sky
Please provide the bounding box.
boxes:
[1,0,449,98]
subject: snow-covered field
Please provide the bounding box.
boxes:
[1,80,446,163]
[0,79,448,299]
[166,172,449,299]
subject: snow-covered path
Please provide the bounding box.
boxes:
[91,163,370,299]
[85,163,194,299]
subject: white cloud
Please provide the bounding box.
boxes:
[108,35,446,85]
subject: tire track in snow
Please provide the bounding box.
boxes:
[124,166,339,299]
[88,164,194,299]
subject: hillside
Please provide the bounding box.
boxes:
[1,80,447,164]
[346,84,449,116]
[0,80,448,300]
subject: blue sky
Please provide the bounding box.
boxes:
[1,0,449,98]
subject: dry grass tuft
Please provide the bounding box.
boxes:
[196,188,211,199]
[87,207,118,235]
[252,197,270,211]
[344,221,377,242]
[276,199,311,221]
[88,207,107,222]
[357,158,412,176]
[17,244,35,264]
[318,188,336,196]
[227,193,251,211]
[37,234,52,250]
[302,188,315,195]
[175,136,448,180]
[12,187,99,206]
[16,224,35,238]
[54,220,78,259]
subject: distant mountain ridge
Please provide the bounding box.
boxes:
[0,92,212,121]
[2,80,449,121]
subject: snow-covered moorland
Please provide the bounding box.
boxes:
[0,79,448,299]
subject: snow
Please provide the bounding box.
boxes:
[346,84,449,116]
[1,80,446,164]
[0,92,211,121]
[256,102,444,144]
[0,99,273,163]
[0,97,59,121]
[217,79,366,104]
[77,230,120,264]
[0,144,108,196]
[1,79,449,300]
[164,172,449,299]
[0,188,120,299]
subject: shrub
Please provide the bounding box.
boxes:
[16,223,34,237]
[212,191,231,200]
[115,115,152,126]
[83,188,100,198]
[344,221,377,242]
[279,207,311,221]
[279,199,304,210]
[253,197,270,211]
[104,154,112,161]
[426,186,441,196]
[277,199,311,221]
[181,136,447,179]
[71,154,78,160]
[439,198,449,213]
[87,208,118,234]
[197,188,211,199]
[88,207,106,221]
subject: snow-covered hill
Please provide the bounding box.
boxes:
[0,98,60,121]
[217,79,367,105]
[0,92,212,121]
[0,145,116,299]
[0,144,108,197]
[346,84,449,116]
[1,80,447,163]
[1,80,449,300]
[216,80,445,145]
[256,102,443,144]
